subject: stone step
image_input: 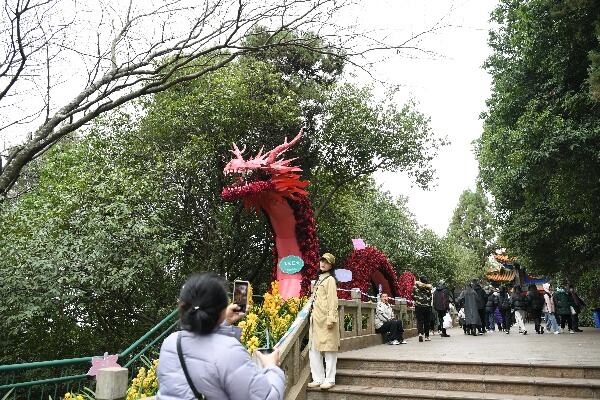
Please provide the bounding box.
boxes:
[337,358,600,379]
[307,385,591,400]
[334,369,600,398]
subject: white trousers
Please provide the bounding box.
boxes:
[515,310,526,331]
[309,346,338,384]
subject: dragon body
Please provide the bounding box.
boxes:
[221,129,410,300]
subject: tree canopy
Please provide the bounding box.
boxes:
[477,0,600,278]
[0,0,436,198]
[446,186,496,265]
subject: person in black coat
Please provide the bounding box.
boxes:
[485,288,500,332]
[498,286,512,334]
[433,280,451,337]
[511,285,530,334]
[569,285,586,332]
[527,284,544,334]
[473,280,487,333]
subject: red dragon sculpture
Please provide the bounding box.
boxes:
[221,129,411,301]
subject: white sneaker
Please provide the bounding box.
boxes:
[554,331,560,335]
[569,330,575,334]
[400,339,407,344]
[320,382,335,390]
[391,340,400,345]
[307,382,322,388]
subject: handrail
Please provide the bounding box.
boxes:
[123,320,178,368]
[0,307,179,396]
[0,357,92,372]
[0,308,178,372]
[0,374,88,391]
[119,308,178,358]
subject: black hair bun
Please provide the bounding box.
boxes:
[178,273,228,335]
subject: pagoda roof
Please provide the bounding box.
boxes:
[486,268,516,283]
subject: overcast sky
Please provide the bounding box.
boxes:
[345,0,498,235]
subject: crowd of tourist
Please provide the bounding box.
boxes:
[453,280,586,336]
[372,276,589,345]
[372,276,588,347]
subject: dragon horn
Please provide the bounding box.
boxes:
[266,128,304,164]
[255,146,265,159]
[231,142,246,158]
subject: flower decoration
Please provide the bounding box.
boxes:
[125,359,159,400]
[338,247,404,301]
[87,352,120,376]
[289,195,319,297]
[63,393,84,400]
[237,280,307,353]
[221,180,275,203]
[397,271,416,305]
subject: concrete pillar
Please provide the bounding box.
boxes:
[350,288,361,301]
[96,367,128,400]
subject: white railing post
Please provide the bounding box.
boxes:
[96,367,128,400]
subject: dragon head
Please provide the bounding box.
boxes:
[221,128,309,207]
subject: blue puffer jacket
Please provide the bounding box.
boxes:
[157,324,284,400]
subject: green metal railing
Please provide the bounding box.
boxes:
[0,309,179,400]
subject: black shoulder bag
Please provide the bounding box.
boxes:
[176,331,206,400]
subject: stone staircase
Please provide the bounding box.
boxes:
[307,358,600,400]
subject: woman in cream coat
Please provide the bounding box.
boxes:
[307,253,340,390]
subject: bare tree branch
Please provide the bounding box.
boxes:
[0,0,445,199]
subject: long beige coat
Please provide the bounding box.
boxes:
[309,272,340,352]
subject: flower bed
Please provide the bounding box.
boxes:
[238,281,307,353]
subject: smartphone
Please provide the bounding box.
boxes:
[233,280,250,313]
[256,347,274,354]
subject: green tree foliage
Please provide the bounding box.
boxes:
[589,22,600,100]
[477,0,600,278]
[312,85,444,217]
[137,59,304,282]
[320,181,484,295]
[0,115,184,363]
[409,230,484,295]
[446,187,496,265]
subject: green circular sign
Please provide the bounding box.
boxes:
[278,255,304,274]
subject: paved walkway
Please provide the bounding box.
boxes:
[340,324,600,367]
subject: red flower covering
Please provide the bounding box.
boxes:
[269,195,319,297]
[290,195,320,297]
[338,247,403,301]
[397,271,416,305]
[221,180,275,202]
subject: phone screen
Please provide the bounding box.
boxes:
[233,280,249,312]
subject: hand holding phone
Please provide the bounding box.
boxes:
[225,303,245,325]
[255,347,280,368]
[233,280,250,313]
